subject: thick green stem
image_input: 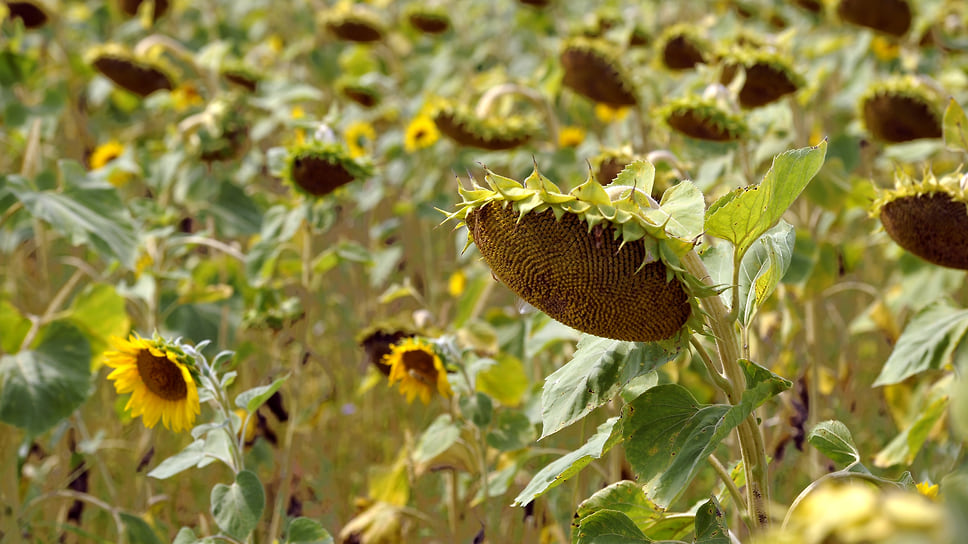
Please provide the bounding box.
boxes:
[681,251,771,530]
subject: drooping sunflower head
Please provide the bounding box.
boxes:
[339,82,381,108]
[104,333,200,433]
[859,76,943,143]
[658,24,709,71]
[118,0,170,22]
[559,37,638,107]
[837,0,912,37]
[719,46,803,109]
[86,43,176,98]
[220,61,261,93]
[658,95,748,142]
[444,162,703,343]
[320,3,386,43]
[431,99,539,151]
[7,0,49,28]
[382,338,452,404]
[282,140,373,198]
[192,100,250,163]
[871,168,968,270]
[405,5,451,35]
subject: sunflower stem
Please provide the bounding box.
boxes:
[708,454,752,533]
[24,489,126,544]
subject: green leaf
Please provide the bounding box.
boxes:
[0,298,30,354]
[705,142,827,259]
[173,527,200,544]
[413,414,461,463]
[874,301,968,386]
[147,439,206,479]
[487,410,535,451]
[286,517,334,544]
[874,395,949,467]
[943,98,968,154]
[739,358,793,408]
[574,481,659,534]
[460,392,493,428]
[613,160,656,196]
[0,321,91,435]
[736,220,795,325]
[67,283,130,369]
[513,417,622,506]
[452,271,492,329]
[120,512,164,544]
[659,179,705,240]
[540,335,679,439]
[369,246,404,288]
[808,420,860,467]
[5,161,138,268]
[573,510,652,544]
[211,470,265,541]
[694,497,729,544]
[475,353,529,407]
[235,374,289,413]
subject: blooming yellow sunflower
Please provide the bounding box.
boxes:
[344,120,376,158]
[557,126,586,148]
[89,140,125,169]
[382,338,452,404]
[404,115,439,152]
[594,103,629,123]
[104,333,200,433]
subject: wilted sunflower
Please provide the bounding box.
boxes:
[282,141,373,198]
[560,38,637,106]
[340,82,381,108]
[406,5,451,35]
[118,0,170,22]
[658,25,709,71]
[382,338,452,404]
[859,77,943,143]
[86,44,176,98]
[220,62,261,92]
[837,0,912,37]
[719,47,803,109]
[431,99,539,150]
[320,4,386,43]
[6,0,49,28]
[104,334,200,433]
[659,95,748,142]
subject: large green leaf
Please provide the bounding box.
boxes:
[694,497,729,544]
[147,439,207,479]
[413,414,461,463]
[475,353,529,407]
[540,335,678,439]
[874,395,949,467]
[0,321,92,436]
[736,220,795,325]
[623,364,788,508]
[0,299,30,354]
[943,98,968,154]
[573,510,652,544]
[211,470,265,541]
[5,161,138,268]
[513,417,621,506]
[574,481,659,535]
[120,512,164,544]
[235,374,289,413]
[808,420,860,467]
[873,301,968,386]
[486,410,535,451]
[67,283,130,370]
[286,517,334,544]
[705,142,826,259]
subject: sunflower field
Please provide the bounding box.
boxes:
[3,0,968,542]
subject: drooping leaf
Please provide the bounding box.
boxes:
[874,395,949,467]
[513,417,622,506]
[736,220,795,324]
[705,142,827,259]
[211,470,265,541]
[573,510,652,544]
[235,374,290,413]
[120,512,164,544]
[0,321,92,435]
[286,517,334,544]
[147,439,207,479]
[541,335,678,439]
[413,414,461,463]
[694,497,729,544]
[943,98,968,154]
[874,301,968,386]
[808,420,860,467]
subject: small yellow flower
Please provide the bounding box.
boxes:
[594,103,629,123]
[344,120,376,158]
[171,83,204,112]
[916,481,939,500]
[104,333,200,433]
[267,35,284,53]
[871,36,900,62]
[558,126,586,148]
[447,270,466,297]
[382,338,452,404]
[89,140,125,170]
[404,115,439,152]
[234,409,257,444]
[291,106,307,144]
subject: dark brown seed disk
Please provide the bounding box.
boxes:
[880,193,968,270]
[862,94,941,143]
[794,0,823,13]
[517,0,550,6]
[119,0,170,20]
[837,0,911,37]
[223,71,258,92]
[408,13,450,34]
[466,202,691,342]
[596,157,630,186]
[662,35,706,70]
[342,87,379,108]
[7,1,48,28]
[667,110,736,142]
[92,56,174,97]
[199,125,248,163]
[433,112,532,150]
[360,330,413,376]
[290,156,356,196]
[560,47,637,106]
[730,63,799,109]
[327,20,383,43]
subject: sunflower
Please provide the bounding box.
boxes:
[104,333,200,433]
[382,338,452,404]
[594,103,629,123]
[557,126,586,148]
[404,115,440,152]
[89,140,125,169]
[344,121,376,158]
